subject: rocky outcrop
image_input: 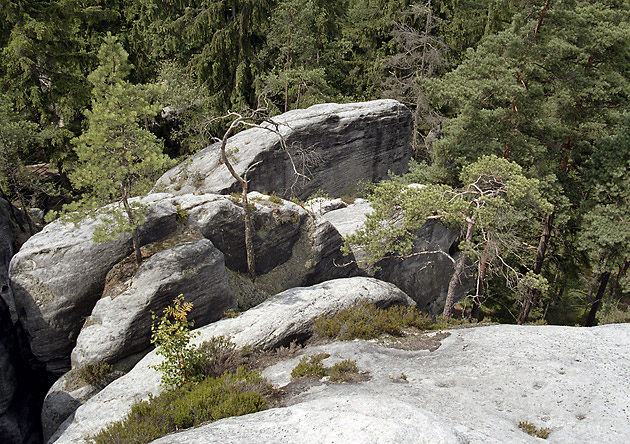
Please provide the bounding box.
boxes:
[324,200,472,314]
[71,238,235,370]
[157,323,630,444]
[8,194,180,376]
[49,277,413,443]
[10,192,357,377]
[153,100,413,200]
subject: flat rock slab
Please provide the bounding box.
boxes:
[250,324,629,444]
[153,100,413,199]
[50,277,413,443]
[150,393,466,444]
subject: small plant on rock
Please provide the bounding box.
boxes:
[518,421,549,439]
[290,353,330,379]
[151,295,201,388]
[192,335,248,379]
[77,362,114,387]
[328,359,360,383]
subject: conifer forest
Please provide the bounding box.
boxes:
[2,0,629,326]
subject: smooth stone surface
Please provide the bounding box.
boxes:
[8,194,179,375]
[159,323,630,444]
[153,100,413,200]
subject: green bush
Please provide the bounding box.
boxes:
[290,353,330,379]
[150,295,201,388]
[91,367,271,444]
[191,335,248,380]
[518,421,549,439]
[313,302,460,340]
[77,362,114,387]
[328,359,359,383]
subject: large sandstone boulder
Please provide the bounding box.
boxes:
[8,194,180,375]
[10,192,357,376]
[49,277,413,443]
[151,394,466,444]
[71,237,235,370]
[153,100,413,199]
[324,199,472,314]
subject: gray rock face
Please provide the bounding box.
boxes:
[41,371,100,443]
[71,238,235,369]
[184,192,358,309]
[324,200,472,314]
[156,323,630,444]
[10,192,357,377]
[153,100,413,199]
[150,394,466,444]
[8,194,179,376]
[49,277,413,443]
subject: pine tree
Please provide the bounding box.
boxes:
[63,33,171,265]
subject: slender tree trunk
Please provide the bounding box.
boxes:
[443,217,475,317]
[609,259,629,299]
[518,213,553,324]
[241,180,256,280]
[471,242,489,320]
[220,117,256,279]
[585,271,611,327]
[122,195,142,265]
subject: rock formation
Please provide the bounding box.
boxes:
[48,277,413,443]
[0,198,45,444]
[153,100,413,199]
[160,324,630,444]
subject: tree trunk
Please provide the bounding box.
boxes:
[122,196,142,265]
[518,213,553,324]
[443,217,475,317]
[241,181,256,280]
[585,271,611,327]
[471,242,489,320]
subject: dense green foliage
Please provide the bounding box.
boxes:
[314,302,465,340]
[1,0,628,324]
[91,367,270,444]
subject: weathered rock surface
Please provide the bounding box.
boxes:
[184,192,358,309]
[153,100,413,199]
[40,370,100,443]
[8,194,180,376]
[303,197,348,216]
[157,323,630,444]
[10,192,357,377]
[150,394,466,444]
[49,277,413,443]
[71,238,235,369]
[324,200,472,314]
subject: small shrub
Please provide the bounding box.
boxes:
[267,193,283,204]
[175,204,188,223]
[314,302,439,340]
[77,362,114,387]
[150,295,201,388]
[91,367,271,444]
[518,421,549,439]
[328,359,359,383]
[291,353,330,379]
[222,308,240,318]
[192,336,247,379]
